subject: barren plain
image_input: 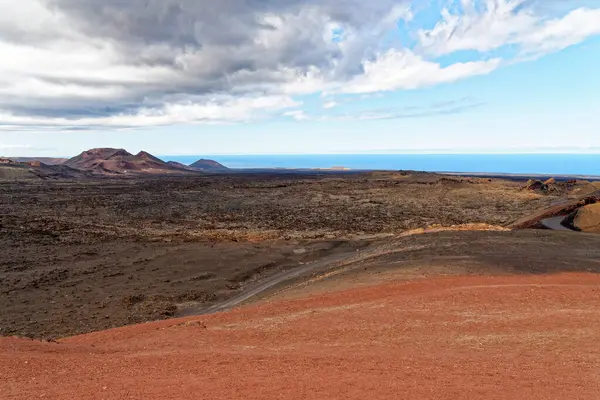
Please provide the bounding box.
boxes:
[3,171,600,399]
[2,171,597,338]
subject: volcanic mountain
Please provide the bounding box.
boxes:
[0,158,88,180]
[166,161,199,171]
[11,157,68,165]
[189,158,228,171]
[64,148,195,175]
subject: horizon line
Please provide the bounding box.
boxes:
[158,152,600,156]
[5,151,600,158]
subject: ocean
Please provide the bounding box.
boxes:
[163,154,600,176]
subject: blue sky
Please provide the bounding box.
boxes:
[1,0,599,157]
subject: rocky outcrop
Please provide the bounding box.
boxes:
[570,183,599,196]
[568,203,600,234]
[509,195,600,229]
[523,178,581,195]
[524,179,546,191]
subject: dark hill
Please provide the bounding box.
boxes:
[189,159,228,171]
[0,159,89,180]
[166,161,197,171]
[11,157,68,165]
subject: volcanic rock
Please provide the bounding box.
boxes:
[568,203,600,233]
[524,179,546,191]
[509,195,600,229]
[568,181,600,196]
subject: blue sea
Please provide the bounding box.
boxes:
[163,154,600,176]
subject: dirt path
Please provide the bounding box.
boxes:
[186,227,592,317]
[540,215,572,231]
[181,250,360,316]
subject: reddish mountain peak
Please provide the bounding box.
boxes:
[63,148,195,175]
[136,151,165,164]
[79,148,132,160]
[166,161,191,170]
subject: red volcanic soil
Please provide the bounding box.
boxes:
[3,273,600,399]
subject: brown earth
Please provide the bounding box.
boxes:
[0,238,368,338]
[0,160,90,180]
[3,171,600,398]
[2,272,600,399]
[569,203,600,233]
[570,182,600,196]
[509,195,600,229]
[1,172,598,339]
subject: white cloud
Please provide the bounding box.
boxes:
[339,50,501,94]
[418,0,600,57]
[520,8,600,55]
[0,144,33,149]
[284,97,484,121]
[283,110,310,121]
[0,95,300,130]
[0,0,599,130]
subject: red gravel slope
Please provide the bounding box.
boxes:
[2,273,600,399]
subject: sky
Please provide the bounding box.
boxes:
[1,0,599,157]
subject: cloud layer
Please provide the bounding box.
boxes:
[1,0,599,130]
